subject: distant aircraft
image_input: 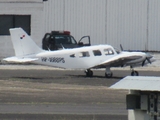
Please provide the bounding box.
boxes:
[4,28,155,78]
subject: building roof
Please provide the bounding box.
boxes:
[110,76,160,92]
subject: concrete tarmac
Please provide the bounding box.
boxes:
[0,64,160,120]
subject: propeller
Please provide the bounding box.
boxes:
[142,54,152,66]
[146,57,151,64]
[119,44,153,67]
[142,59,146,66]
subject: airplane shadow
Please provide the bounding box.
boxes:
[66,74,124,80]
[11,75,124,87]
[12,76,43,80]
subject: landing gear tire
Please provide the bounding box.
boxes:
[85,69,93,77]
[105,67,113,78]
[131,71,139,76]
[105,72,113,78]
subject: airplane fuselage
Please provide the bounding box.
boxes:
[28,45,147,69]
[32,45,117,69]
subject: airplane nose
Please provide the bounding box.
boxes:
[150,57,156,63]
[142,53,153,66]
[146,53,153,59]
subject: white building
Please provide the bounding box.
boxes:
[0,0,160,58]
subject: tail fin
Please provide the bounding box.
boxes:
[9,28,43,56]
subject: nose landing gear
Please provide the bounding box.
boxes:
[130,66,139,76]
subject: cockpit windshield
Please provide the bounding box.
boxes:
[114,47,121,54]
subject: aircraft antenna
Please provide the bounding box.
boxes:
[120,44,124,51]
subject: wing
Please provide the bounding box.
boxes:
[3,57,38,63]
[91,53,143,68]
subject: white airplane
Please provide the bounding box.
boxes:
[4,28,155,78]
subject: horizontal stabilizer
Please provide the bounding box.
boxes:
[3,57,38,63]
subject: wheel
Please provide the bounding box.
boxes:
[131,71,139,76]
[85,70,93,77]
[105,72,113,78]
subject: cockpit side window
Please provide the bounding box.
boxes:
[104,48,114,55]
[93,50,102,56]
[114,47,121,54]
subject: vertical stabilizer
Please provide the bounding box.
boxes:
[9,28,43,56]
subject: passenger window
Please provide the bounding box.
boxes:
[104,49,114,55]
[79,51,90,57]
[93,50,102,56]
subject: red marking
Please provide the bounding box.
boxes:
[20,35,25,39]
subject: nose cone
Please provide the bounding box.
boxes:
[146,53,153,59]
[145,53,156,63]
[142,53,156,66]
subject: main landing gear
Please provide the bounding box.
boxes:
[85,69,93,77]
[130,66,139,76]
[85,67,113,78]
[85,66,139,78]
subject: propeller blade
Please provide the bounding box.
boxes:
[146,53,153,64]
[142,57,152,66]
[142,59,146,66]
[146,57,151,64]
